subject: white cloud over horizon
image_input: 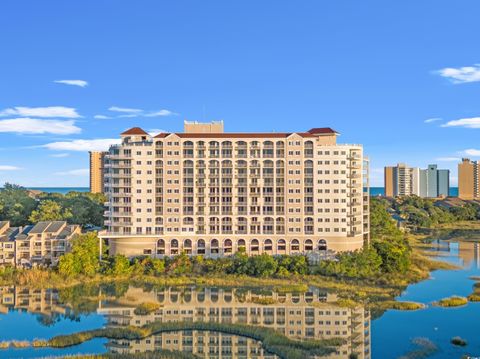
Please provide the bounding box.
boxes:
[425,118,442,123]
[55,168,89,176]
[108,106,143,113]
[0,118,81,135]
[463,148,480,157]
[50,153,70,158]
[437,64,480,83]
[43,138,121,152]
[0,106,81,118]
[441,117,480,129]
[54,80,88,88]
[95,106,178,119]
[0,165,22,171]
[148,128,167,136]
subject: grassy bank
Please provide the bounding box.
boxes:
[433,296,468,307]
[20,322,344,359]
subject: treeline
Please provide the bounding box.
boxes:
[58,233,310,278]
[0,183,105,227]
[381,196,480,229]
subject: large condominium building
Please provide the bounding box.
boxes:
[0,221,81,267]
[101,121,370,257]
[458,158,480,200]
[90,151,107,194]
[384,163,449,198]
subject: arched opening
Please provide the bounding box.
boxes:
[291,239,300,252]
[157,239,165,255]
[211,239,219,254]
[251,239,259,253]
[197,239,206,255]
[184,239,192,254]
[224,239,233,254]
[238,239,246,251]
[264,239,273,252]
[318,239,327,251]
[277,239,286,252]
[171,239,179,255]
[305,239,313,251]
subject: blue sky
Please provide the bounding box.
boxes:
[1,0,480,186]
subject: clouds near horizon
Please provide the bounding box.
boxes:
[437,64,480,83]
[54,80,88,87]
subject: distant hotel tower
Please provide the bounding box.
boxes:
[458,158,480,200]
[384,163,449,198]
[100,121,370,257]
[89,151,106,194]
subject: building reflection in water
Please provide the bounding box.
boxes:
[97,287,371,359]
[428,239,480,268]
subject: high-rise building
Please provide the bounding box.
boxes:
[384,163,449,198]
[458,158,480,200]
[100,121,370,257]
[89,151,107,193]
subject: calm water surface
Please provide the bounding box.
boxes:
[0,235,478,359]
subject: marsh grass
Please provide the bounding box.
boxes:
[46,321,344,359]
[133,302,161,315]
[434,296,468,308]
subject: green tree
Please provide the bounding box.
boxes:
[29,200,72,222]
[246,254,278,277]
[58,232,101,277]
[107,255,132,276]
[0,183,37,226]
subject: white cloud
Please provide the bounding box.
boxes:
[463,149,480,157]
[50,153,70,158]
[148,129,167,136]
[0,106,80,118]
[43,138,120,152]
[145,110,177,117]
[425,118,442,123]
[55,168,89,176]
[94,115,113,119]
[108,106,142,113]
[0,165,22,171]
[441,117,480,128]
[54,80,88,88]
[0,118,81,135]
[437,64,480,83]
[435,157,460,162]
[102,106,178,119]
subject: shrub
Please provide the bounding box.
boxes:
[434,296,468,307]
[451,336,467,346]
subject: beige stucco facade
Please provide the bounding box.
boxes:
[0,221,81,267]
[100,122,370,257]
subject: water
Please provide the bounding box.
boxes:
[369,187,459,197]
[0,234,479,358]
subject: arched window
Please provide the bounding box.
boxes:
[251,239,259,252]
[184,239,192,254]
[197,239,206,255]
[238,239,246,251]
[224,239,233,254]
[278,239,286,252]
[305,239,313,251]
[171,239,179,255]
[157,239,165,255]
[319,239,327,251]
[211,239,219,254]
[291,239,300,252]
[264,239,273,252]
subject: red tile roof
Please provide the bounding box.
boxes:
[307,127,338,135]
[121,127,149,135]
